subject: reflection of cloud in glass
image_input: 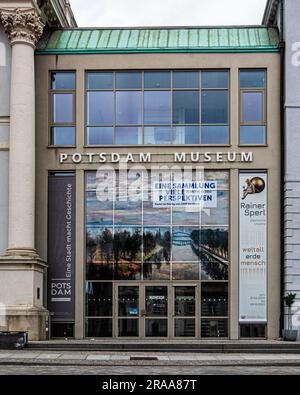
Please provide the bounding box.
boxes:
[86,192,113,225]
[200,191,229,225]
[143,201,171,225]
[115,200,142,225]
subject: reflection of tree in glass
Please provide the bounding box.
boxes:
[86,228,114,279]
[143,229,171,264]
[191,228,228,259]
[114,229,142,264]
[190,228,228,280]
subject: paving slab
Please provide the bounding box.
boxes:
[36,353,61,360]
[58,354,87,360]
[110,355,130,360]
[0,354,12,359]
[86,355,111,360]
[169,355,198,361]
[6,353,41,359]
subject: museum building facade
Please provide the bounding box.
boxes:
[0,1,284,340]
[34,27,281,340]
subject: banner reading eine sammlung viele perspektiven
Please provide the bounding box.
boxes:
[239,172,267,323]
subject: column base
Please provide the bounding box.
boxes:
[5,247,39,257]
[0,305,49,341]
[0,254,49,341]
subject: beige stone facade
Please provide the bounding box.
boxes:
[34,52,281,339]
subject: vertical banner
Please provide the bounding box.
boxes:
[48,173,75,322]
[239,172,267,322]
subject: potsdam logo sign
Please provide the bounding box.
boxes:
[59,151,253,164]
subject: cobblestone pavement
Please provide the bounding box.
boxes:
[1,365,300,375]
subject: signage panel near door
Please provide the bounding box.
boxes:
[48,173,75,322]
[239,172,267,323]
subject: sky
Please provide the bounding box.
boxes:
[69,0,268,28]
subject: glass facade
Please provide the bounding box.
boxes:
[85,70,229,145]
[240,69,266,145]
[50,72,76,145]
[85,169,229,337]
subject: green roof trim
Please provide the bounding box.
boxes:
[36,27,280,55]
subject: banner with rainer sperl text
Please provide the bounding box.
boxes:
[239,172,267,323]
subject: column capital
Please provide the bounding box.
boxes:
[0,8,44,48]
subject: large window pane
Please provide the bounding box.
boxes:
[172,263,199,280]
[201,319,228,337]
[175,319,195,337]
[201,283,228,317]
[116,72,142,89]
[86,282,112,316]
[116,127,142,145]
[116,91,142,124]
[202,71,228,89]
[173,72,199,88]
[173,91,199,124]
[144,72,171,89]
[172,227,200,262]
[118,286,139,317]
[145,286,168,316]
[119,319,139,336]
[144,91,171,124]
[242,91,263,122]
[240,125,266,145]
[144,126,171,144]
[145,319,168,337]
[201,91,228,124]
[51,127,75,145]
[172,126,199,144]
[143,263,170,280]
[51,72,75,90]
[113,227,142,263]
[87,127,114,145]
[53,93,73,123]
[87,91,114,125]
[201,126,228,144]
[86,227,114,280]
[86,318,112,337]
[86,190,113,226]
[175,287,195,316]
[87,72,113,89]
[143,227,171,264]
[240,70,265,88]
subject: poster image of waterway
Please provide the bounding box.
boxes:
[86,191,113,226]
[143,227,171,264]
[199,227,229,280]
[171,227,200,262]
[116,262,141,280]
[86,227,114,280]
[172,263,200,280]
[143,263,170,280]
[200,191,229,226]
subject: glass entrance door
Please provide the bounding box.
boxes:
[144,286,168,337]
[117,286,139,337]
[173,286,196,337]
[116,284,198,338]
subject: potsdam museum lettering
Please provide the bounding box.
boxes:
[2,0,299,343]
[59,152,254,164]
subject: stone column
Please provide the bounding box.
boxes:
[0,8,44,256]
[0,8,49,340]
